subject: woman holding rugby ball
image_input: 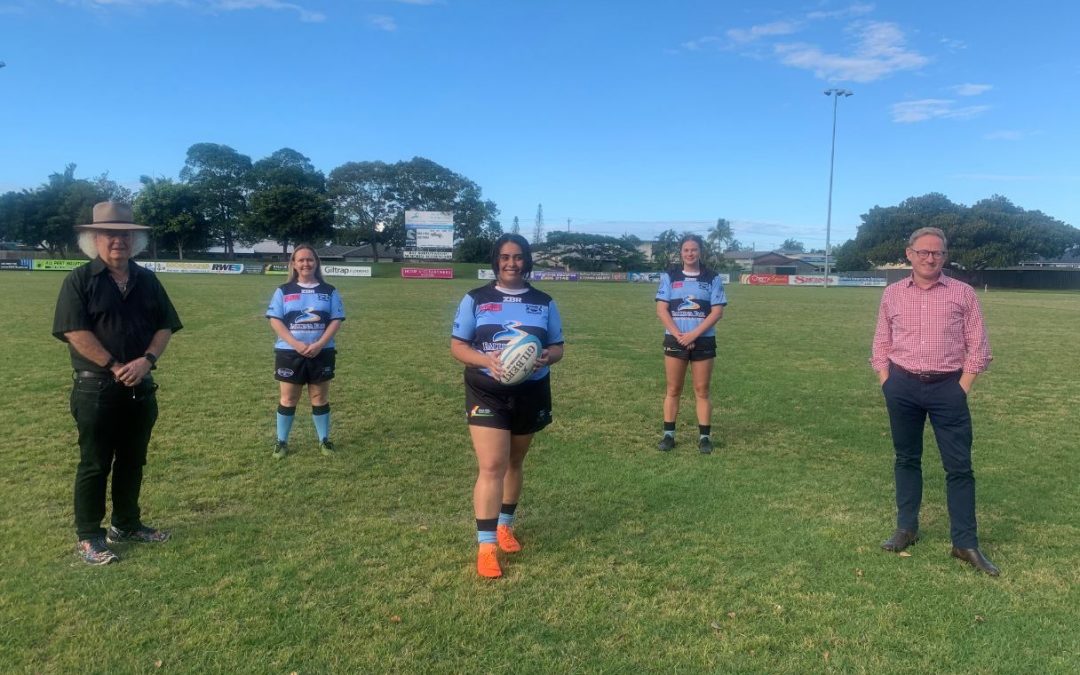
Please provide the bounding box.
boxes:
[450,234,564,578]
[655,234,727,454]
[266,244,345,459]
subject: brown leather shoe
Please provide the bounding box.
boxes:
[881,528,919,552]
[950,547,1000,576]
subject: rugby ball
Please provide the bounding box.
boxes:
[498,334,543,385]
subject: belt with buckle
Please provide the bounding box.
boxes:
[74,370,114,380]
[891,363,961,384]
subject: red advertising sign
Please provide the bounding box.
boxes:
[743,273,789,286]
[401,267,453,279]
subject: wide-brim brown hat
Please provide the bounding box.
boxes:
[74,202,150,231]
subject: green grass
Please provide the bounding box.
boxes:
[1,272,1077,673]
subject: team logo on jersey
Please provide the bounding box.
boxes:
[676,296,701,311]
[492,321,528,343]
[294,307,322,323]
[525,304,543,314]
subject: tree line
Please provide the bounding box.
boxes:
[0,144,503,262]
[833,193,1079,271]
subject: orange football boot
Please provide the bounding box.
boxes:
[496,525,521,553]
[476,542,502,578]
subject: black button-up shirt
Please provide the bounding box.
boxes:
[52,258,183,372]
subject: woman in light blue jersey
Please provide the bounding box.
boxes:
[655,234,727,454]
[450,234,564,578]
[266,244,345,459]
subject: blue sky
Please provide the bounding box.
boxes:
[2,1,1077,249]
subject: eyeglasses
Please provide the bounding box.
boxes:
[911,249,946,260]
[95,231,132,240]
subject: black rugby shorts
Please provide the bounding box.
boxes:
[274,348,336,384]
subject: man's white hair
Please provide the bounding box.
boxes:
[78,230,149,259]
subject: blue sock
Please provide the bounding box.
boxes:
[498,503,517,528]
[476,518,498,544]
[312,403,330,442]
[276,405,296,442]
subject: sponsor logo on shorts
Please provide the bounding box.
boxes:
[478,302,502,312]
[469,405,494,418]
[277,368,295,377]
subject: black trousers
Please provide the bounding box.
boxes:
[70,375,158,540]
[883,363,978,548]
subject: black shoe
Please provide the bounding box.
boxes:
[107,525,170,544]
[950,547,1000,576]
[273,440,289,459]
[320,438,335,456]
[77,537,119,565]
[698,436,713,454]
[657,435,675,452]
[881,528,919,552]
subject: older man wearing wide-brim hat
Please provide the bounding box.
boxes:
[51,202,183,565]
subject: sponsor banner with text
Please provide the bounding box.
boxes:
[323,265,372,278]
[477,269,496,280]
[837,277,886,287]
[146,261,245,274]
[403,249,453,260]
[264,263,289,275]
[32,259,85,271]
[788,274,839,286]
[402,267,453,279]
[742,273,789,285]
[0,259,31,270]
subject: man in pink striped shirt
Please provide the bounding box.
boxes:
[871,227,999,576]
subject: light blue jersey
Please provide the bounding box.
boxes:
[266,281,346,351]
[655,269,727,336]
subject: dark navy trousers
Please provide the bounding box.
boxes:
[883,363,978,548]
[70,375,158,540]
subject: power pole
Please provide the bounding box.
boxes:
[533,203,544,244]
[567,218,571,232]
[511,216,520,235]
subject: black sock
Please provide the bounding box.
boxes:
[699,425,711,438]
[663,421,676,436]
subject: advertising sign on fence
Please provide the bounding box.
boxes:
[404,210,455,261]
[323,265,372,278]
[837,277,887,287]
[0,259,30,270]
[31,259,84,271]
[402,267,453,279]
[788,274,840,286]
[742,274,789,285]
[264,263,289,275]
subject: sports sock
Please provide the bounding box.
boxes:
[699,424,711,439]
[276,405,296,442]
[663,421,676,438]
[498,503,518,528]
[312,403,331,442]
[476,517,498,544]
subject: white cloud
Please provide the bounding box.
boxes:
[940,37,967,51]
[726,20,801,45]
[57,0,326,22]
[890,98,990,123]
[951,83,992,96]
[806,3,875,21]
[983,129,1037,141]
[214,0,325,22]
[680,35,722,52]
[369,14,396,31]
[775,21,928,82]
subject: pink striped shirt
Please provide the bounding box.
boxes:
[871,274,992,374]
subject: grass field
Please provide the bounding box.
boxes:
[1,271,1077,673]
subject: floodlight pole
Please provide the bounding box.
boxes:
[823,88,852,287]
